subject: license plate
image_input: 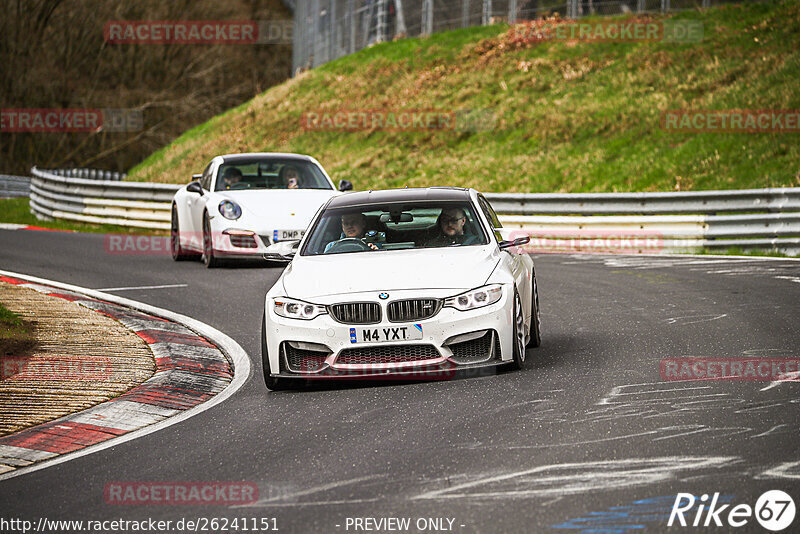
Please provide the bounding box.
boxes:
[349,324,423,344]
[273,229,305,242]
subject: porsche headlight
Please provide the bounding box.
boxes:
[219,200,242,220]
[444,284,503,311]
[273,297,327,320]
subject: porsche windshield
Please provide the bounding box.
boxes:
[301,202,489,256]
[215,159,332,191]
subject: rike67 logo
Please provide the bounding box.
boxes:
[668,491,795,531]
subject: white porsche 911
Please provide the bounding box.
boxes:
[170,153,351,267]
[260,187,541,390]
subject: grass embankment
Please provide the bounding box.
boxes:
[0,303,35,362]
[129,0,800,193]
[0,198,164,234]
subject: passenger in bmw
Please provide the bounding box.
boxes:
[324,211,381,252]
[425,207,480,247]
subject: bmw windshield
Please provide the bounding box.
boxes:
[301,202,489,256]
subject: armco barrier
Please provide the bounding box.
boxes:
[25,167,800,255]
[30,167,178,230]
[47,168,127,181]
[484,190,800,256]
[484,189,800,215]
[0,175,31,198]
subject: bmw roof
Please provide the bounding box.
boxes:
[326,187,473,209]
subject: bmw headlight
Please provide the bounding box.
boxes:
[219,200,242,220]
[444,284,503,311]
[273,297,327,320]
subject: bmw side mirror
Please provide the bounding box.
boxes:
[338,180,353,192]
[499,236,530,250]
[263,240,300,262]
[187,181,204,195]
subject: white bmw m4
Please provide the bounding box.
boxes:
[260,187,541,390]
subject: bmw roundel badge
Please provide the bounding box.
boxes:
[379,292,389,300]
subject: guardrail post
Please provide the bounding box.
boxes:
[462,0,470,28]
[509,0,517,25]
[482,0,492,25]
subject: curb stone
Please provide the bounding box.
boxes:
[0,275,233,475]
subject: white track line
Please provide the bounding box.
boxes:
[0,269,251,482]
[95,283,188,291]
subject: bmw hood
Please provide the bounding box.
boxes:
[219,189,337,224]
[282,246,501,299]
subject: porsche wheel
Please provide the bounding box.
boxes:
[170,205,195,261]
[202,214,219,268]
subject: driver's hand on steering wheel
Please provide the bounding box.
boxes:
[365,241,379,250]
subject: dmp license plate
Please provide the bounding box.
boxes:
[350,324,423,344]
[273,229,305,241]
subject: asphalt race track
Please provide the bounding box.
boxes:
[2,228,800,533]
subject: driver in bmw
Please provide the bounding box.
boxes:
[221,167,243,189]
[324,211,380,252]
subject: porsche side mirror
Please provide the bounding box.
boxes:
[187,181,204,195]
[499,236,530,250]
[338,180,353,192]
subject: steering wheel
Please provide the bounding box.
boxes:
[229,182,251,190]
[325,238,373,253]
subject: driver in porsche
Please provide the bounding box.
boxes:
[324,211,380,252]
[221,167,243,189]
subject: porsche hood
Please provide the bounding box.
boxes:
[219,189,337,226]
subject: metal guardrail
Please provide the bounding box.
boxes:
[0,175,31,198]
[26,167,800,255]
[46,168,127,181]
[487,190,800,256]
[29,167,178,230]
[484,188,800,215]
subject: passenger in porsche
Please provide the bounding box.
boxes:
[279,164,302,189]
